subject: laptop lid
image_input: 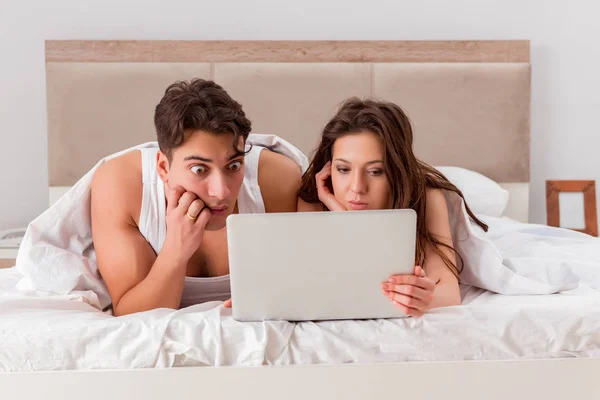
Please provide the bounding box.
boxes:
[227,209,417,322]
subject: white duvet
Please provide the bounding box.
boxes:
[13,140,600,313]
[1,216,599,371]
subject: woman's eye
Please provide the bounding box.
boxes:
[369,169,383,176]
[336,167,349,174]
[229,161,243,171]
[190,165,207,175]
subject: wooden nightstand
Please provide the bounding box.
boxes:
[0,248,18,269]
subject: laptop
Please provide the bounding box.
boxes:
[226,209,417,322]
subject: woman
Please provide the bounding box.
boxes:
[297,97,488,317]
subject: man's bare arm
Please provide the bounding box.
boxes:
[258,150,303,213]
[91,157,203,316]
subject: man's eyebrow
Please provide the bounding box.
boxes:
[184,155,212,162]
[227,151,245,161]
[183,151,245,163]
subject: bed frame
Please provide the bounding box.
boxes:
[2,358,598,399]
[3,40,598,399]
[45,40,531,220]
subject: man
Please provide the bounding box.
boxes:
[90,79,304,316]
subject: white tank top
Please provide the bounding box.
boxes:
[137,134,308,308]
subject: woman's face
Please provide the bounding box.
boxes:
[330,131,392,210]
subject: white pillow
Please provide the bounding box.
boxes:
[435,166,509,217]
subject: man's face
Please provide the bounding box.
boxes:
[158,130,245,231]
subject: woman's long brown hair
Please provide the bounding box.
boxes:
[298,97,488,279]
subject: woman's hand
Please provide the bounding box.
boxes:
[316,161,347,211]
[381,266,436,317]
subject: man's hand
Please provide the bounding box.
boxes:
[162,185,212,264]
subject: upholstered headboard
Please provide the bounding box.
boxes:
[45,40,531,220]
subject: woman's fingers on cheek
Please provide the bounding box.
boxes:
[319,163,331,175]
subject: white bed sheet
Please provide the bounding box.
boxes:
[1,216,600,371]
[1,267,599,371]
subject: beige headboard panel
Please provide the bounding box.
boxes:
[45,41,530,186]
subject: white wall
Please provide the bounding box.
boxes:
[0,0,597,230]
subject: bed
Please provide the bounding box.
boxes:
[1,40,599,399]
